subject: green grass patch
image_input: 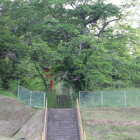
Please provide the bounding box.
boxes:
[81,108,140,140]
[0,90,17,98]
[46,91,56,108]
[46,91,73,108]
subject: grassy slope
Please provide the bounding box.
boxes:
[0,91,17,99]
[81,107,140,140]
[13,110,44,140]
[0,95,44,140]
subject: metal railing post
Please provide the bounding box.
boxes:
[124,91,127,107]
[101,91,104,107]
[30,90,32,106]
[17,85,20,100]
[44,92,46,108]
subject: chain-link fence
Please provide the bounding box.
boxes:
[18,85,46,108]
[79,90,140,107]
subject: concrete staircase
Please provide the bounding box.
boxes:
[47,108,81,140]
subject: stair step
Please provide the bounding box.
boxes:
[47,139,80,140]
[48,120,78,124]
[47,125,78,129]
[47,138,80,139]
[47,128,78,134]
[47,135,80,138]
[47,137,80,140]
[47,133,80,138]
[46,108,80,140]
[48,118,77,121]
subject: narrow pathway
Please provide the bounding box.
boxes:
[46,108,81,140]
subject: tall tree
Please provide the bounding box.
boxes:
[0,0,140,91]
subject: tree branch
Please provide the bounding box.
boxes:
[87,15,101,25]
[31,58,48,89]
[98,18,120,38]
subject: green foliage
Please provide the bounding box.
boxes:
[0,0,140,95]
[46,91,56,108]
[0,90,17,99]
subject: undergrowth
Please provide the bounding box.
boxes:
[0,90,17,98]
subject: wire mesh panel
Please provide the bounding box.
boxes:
[18,85,46,108]
[103,91,125,107]
[79,91,102,107]
[126,90,140,107]
[79,90,140,107]
[18,86,30,105]
[31,91,45,108]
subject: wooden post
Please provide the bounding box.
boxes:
[42,98,48,140]
[76,98,86,140]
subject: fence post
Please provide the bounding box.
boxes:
[101,91,104,107]
[70,88,74,108]
[124,91,126,107]
[79,91,81,107]
[44,92,46,108]
[17,85,20,99]
[30,90,32,106]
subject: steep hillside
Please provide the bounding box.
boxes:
[0,95,44,140]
